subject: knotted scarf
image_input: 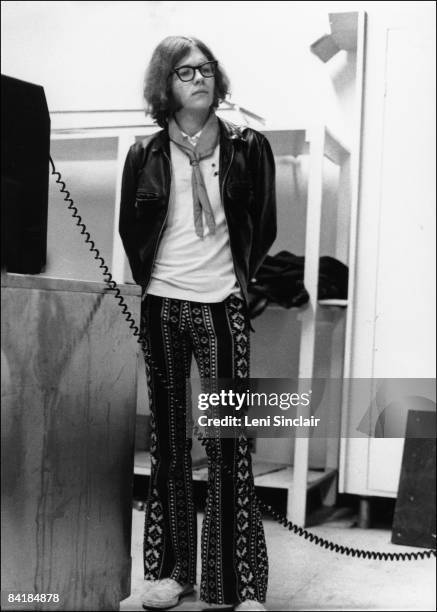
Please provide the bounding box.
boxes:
[168,111,219,238]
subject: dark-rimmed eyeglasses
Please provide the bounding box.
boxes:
[172,60,218,82]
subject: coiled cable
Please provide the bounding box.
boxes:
[50,155,436,562]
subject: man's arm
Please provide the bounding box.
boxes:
[249,134,277,279]
[119,143,142,284]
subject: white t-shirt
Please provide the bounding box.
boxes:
[146,138,241,302]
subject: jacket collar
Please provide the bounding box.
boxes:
[150,116,245,154]
[217,117,247,141]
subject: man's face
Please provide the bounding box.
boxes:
[170,47,215,114]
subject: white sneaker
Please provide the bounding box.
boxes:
[143,578,159,592]
[234,601,267,611]
[142,578,194,609]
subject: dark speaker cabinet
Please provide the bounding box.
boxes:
[1,75,50,273]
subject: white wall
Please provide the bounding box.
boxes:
[2,0,360,281]
[4,1,434,371]
[5,1,434,366]
[2,0,358,140]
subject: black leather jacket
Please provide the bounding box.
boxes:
[119,117,277,308]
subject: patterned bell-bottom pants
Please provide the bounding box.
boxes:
[140,293,268,605]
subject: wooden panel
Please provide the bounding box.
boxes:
[2,271,141,295]
[1,275,141,610]
[392,411,436,549]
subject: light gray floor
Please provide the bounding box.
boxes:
[120,509,436,611]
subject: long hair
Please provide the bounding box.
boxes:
[143,36,231,127]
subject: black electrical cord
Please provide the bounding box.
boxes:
[49,155,436,562]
